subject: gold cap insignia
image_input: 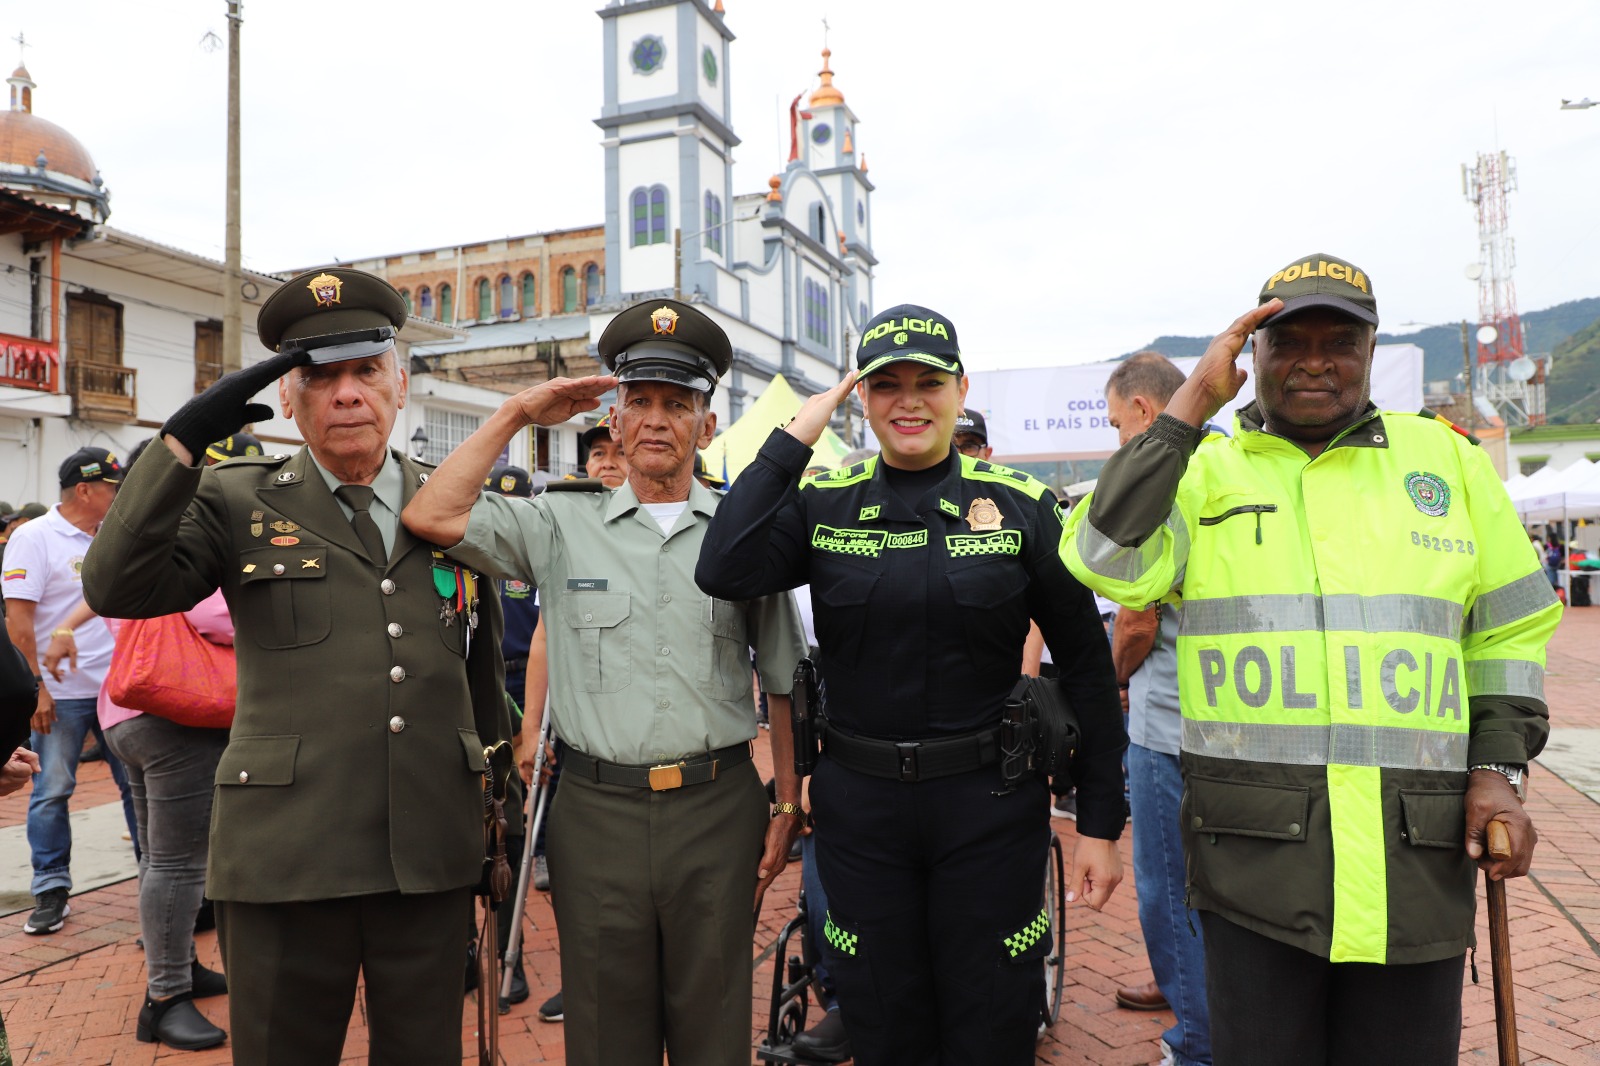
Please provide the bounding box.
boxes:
[500,474,517,493]
[307,272,343,308]
[965,498,1003,532]
[650,306,680,336]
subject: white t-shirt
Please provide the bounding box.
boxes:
[2,505,115,699]
[640,501,687,536]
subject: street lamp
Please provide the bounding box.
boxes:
[410,426,429,459]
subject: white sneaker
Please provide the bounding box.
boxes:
[1050,794,1077,820]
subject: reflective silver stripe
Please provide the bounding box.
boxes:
[1466,659,1546,702]
[1467,571,1560,635]
[1180,593,1463,640]
[1183,719,1469,771]
[1075,505,1186,587]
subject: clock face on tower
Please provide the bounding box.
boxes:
[630,35,666,75]
[702,45,718,85]
[812,123,832,146]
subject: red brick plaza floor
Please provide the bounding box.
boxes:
[6,610,1600,1064]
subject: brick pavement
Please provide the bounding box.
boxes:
[4,608,1600,1064]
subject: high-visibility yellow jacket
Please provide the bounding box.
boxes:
[1063,404,1559,964]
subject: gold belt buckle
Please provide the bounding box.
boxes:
[649,762,685,791]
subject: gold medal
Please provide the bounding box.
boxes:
[965,498,1003,532]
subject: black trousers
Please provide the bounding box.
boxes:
[810,755,1051,1066]
[1201,912,1464,1066]
[217,888,470,1066]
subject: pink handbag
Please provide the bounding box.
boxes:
[106,613,236,729]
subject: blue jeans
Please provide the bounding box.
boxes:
[28,697,137,896]
[1128,743,1211,1065]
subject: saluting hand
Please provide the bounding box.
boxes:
[163,349,310,463]
[507,376,619,429]
[1164,299,1284,429]
[785,371,859,448]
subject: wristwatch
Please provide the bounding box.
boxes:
[1470,763,1527,801]
[771,801,808,827]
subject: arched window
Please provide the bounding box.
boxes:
[584,263,600,306]
[561,267,578,313]
[703,191,723,254]
[803,279,830,346]
[418,286,433,319]
[439,283,453,325]
[521,272,536,314]
[400,289,412,315]
[499,275,515,318]
[810,203,827,245]
[631,185,670,246]
[476,277,492,320]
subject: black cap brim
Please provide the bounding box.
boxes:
[1260,294,1379,329]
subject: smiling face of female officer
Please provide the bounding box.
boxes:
[857,362,970,472]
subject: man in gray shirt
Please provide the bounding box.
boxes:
[1106,353,1212,1066]
[404,299,807,1066]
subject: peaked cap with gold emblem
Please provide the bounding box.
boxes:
[257,267,409,364]
[596,298,732,394]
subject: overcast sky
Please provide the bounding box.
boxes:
[17,1,1600,368]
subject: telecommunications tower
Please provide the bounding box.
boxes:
[1462,151,1544,425]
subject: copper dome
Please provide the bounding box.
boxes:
[0,110,97,183]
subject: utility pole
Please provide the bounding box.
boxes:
[673,227,682,300]
[1460,320,1475,430]
[222,0,243,373]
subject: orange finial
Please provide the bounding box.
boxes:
[809,47,844,107]
[838,230,848,255]
[842,126,854,154]
[714,0,724,11]
[767,174,783,202]
[859,152,868,172]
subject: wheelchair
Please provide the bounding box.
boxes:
[755,830,1068,1064]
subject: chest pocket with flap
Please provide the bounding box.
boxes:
[239,545,331,650]
[563,590,631,693]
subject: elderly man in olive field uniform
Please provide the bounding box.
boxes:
[84,268,512,1066]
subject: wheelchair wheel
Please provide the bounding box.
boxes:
[1040,831,1067,1030]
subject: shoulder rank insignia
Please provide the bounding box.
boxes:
[965,498,1004,532]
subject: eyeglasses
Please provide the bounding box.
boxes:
[954,440,985,456]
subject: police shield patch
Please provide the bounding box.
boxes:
[1405,471,1450,517]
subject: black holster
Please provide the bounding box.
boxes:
[999,684,1038,791]
[792,657,820,778]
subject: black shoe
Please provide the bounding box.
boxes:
[191,960,227,999]
[791,1008,851,1062]
[507,957,529,1005]
[193,898,215,933]
[23,888,69,935]
[537,989,563,1022]
[464,942,479,994]
[80,740,104,763]
[136,993,226,1050]
[533,854,550,892]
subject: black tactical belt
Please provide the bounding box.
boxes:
[503,656,529,673]
[564,743,751,792]
[823,725,1001,783]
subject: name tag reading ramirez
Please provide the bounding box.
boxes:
[567,578,609,591]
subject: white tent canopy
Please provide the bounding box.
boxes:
[701,373,852,482]
[1511,458,1600,523]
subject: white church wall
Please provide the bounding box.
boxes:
[615,6,679,105]
[615,135,679,294]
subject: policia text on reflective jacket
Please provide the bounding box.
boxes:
[1061,403,1560,965]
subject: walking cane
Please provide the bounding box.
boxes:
[499,694,554,1008]
[1485,818,1519,1066]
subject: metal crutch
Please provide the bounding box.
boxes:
[499,693,554,1006]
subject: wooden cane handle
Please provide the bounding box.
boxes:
[1487,818,1512,861]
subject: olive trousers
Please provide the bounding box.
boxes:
[547,756,767,1066]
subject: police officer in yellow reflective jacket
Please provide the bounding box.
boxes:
[1063,254,1560,1065]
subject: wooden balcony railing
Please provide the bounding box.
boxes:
[67,360,138,422]
[0,333,59,393]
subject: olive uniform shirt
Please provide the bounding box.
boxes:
[81,442,511,903]
[447,478,805,765]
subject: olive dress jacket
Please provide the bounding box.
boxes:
[83,442,509,903]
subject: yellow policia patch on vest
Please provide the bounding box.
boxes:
[812,526,927,557]
[965,498,1003,531]
[946,531,1022,558]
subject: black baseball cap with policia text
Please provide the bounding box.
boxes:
[597,299,732,395]
[1258,253,1378,328]
[856,304,961,378]
[59,446,123,488]
[257,268,409,365]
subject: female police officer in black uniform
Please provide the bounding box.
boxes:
[696,305,1126,1065]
